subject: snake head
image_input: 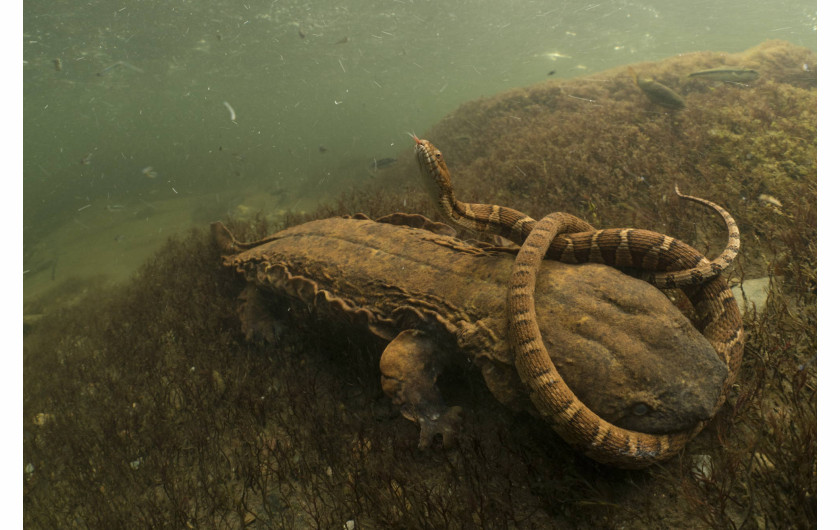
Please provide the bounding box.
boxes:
[413,136,452,199]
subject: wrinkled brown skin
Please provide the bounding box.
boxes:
[213,215,727,450]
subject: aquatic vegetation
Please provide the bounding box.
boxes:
[24,40,815,527]
[23,227,603,527]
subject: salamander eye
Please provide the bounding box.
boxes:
[632,403,649,416]
[434,152,442,159]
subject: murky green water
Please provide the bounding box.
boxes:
[22,3,819,526]
[23,0,815,300]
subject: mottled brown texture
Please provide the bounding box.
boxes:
[510,213,735,468]
[213,216,727,445]
[413,136,743,467]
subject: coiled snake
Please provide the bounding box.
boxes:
[414,136,744,468]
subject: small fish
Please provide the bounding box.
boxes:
[547,70,556,76]
[629,67,685,110]
[52,58,62,71]
[318,145,327,153]
[688,67,759,83]
[298,26,306,39]
[334,36,349,45]
[369,157,397,170]
[141,166,158,179]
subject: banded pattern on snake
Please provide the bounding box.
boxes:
[414,136,740,290]
[414,136,744,467]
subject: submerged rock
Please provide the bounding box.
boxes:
[733,276,772,314]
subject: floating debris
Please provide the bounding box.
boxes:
[96,61,144,77]
[222,100,236,121]
[688,67,759,83]
[543,51,571,61]
[629,67,685,110]
[334,36,349,45]
[80,152,93,165]
[758,193,782,208]
[141,166,158,179]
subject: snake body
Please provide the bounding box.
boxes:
[414,136,744,467]
[414,137,740,289]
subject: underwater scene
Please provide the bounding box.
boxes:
[24,0,816,527]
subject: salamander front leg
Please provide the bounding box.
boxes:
[379,329,464,449]
[237,284,283,343]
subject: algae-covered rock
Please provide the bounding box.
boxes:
[384,40,815,283]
